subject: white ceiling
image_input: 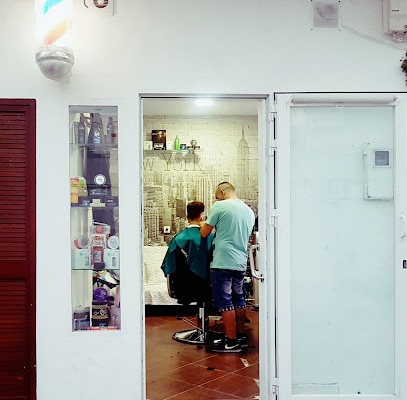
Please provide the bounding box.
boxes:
[142,97,262,116]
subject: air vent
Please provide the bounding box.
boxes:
[311,1,340,30]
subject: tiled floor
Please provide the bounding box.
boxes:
[146,306,259,400]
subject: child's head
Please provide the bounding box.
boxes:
[187,201,205,220]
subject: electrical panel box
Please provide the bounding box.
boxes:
[363,143,393,200]
[383,0,407,33]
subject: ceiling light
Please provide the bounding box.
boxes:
[196,99,213,107]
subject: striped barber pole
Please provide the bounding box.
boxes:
[36,0,73,48]
[35,0,75,80]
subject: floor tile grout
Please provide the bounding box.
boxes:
[146,307,259,399]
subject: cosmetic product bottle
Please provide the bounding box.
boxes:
[106,116,113,145]
[78,114,86,145]
[174,135,180,150]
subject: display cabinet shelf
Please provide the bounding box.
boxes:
[71,196,119,208]
[144,149,202,154]
[73,144,118,150]
[69,105,120,331]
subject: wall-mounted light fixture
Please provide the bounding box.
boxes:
[35,0,75,81]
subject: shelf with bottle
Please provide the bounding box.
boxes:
[70,143,119,150]
[71,219,119,330]
[70,196,119,208]
[70,176,119,208]
[70,112,118,147]
[72,269,120,331]
[71,258,120,271]
[70,105,120,332]
[145,134,202,154]
[143,148,203,155]
[71,226,120,271]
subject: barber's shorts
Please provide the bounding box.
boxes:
[210,269,246,312]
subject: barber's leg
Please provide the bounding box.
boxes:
[222,309,237,339]
[210,269,243,351]
[232,271,247,336]
[235,307,246,335]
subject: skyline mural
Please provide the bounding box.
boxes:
[143,115,258,246]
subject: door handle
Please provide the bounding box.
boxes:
[249,244,264,282]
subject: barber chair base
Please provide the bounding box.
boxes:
[172,328,224,345]
[172,329,205,344]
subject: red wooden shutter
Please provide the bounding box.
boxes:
[0,100,36,400]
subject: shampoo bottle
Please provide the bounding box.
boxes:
[78,114,86,145]
[88,113,102,145]
[106,116,113,145]
[174,135,180,150]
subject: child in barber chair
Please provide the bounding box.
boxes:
[161,201,214,307]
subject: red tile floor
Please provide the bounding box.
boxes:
[145,306,259,400]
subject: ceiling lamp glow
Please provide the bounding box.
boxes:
[35,0,75,81]
[196,99,213,107]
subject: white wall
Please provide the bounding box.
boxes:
[0,1,405,399]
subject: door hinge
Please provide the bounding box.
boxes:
[270,209,278,227]
[269,139,277,156]
[271,377,279,395]
[268,102,277,121]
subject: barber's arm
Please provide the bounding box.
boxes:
[200,221,214,238]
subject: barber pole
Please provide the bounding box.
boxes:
[35,0,75,81]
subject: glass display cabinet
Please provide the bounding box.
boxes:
[69,105,120,331]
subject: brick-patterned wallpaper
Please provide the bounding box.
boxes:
[143,115,258,245]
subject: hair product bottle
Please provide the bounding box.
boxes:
[78,113,86,145]
[174,135,180,150]
[106,116,113,145]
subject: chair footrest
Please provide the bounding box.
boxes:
[172,329,225,345]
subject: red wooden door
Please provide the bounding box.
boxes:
[0,100,36,399]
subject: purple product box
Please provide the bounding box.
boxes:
[78,196,91,206]
[106,196,119,207]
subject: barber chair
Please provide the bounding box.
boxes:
[167,254,221,345]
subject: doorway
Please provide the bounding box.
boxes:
[274,93,407,398]
[141,95,267,399]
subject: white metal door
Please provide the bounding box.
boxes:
[256,97,277,399]
[273,93,407,400]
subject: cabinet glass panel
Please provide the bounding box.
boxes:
[69,105,120,331]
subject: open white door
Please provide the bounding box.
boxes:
[274,93,407,400]
[255,97,277,399]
